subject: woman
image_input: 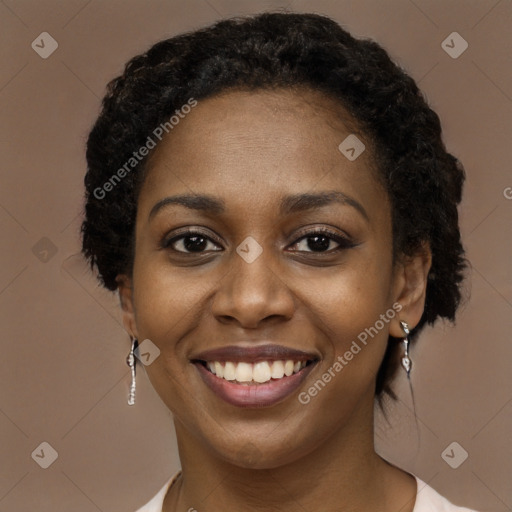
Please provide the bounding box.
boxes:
[81,12,476,512]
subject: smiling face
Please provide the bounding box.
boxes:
[117,88,429,469]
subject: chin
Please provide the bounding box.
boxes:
[203,429,317,470]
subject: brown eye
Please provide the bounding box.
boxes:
[289,228,355,253]
[163,231,222,253]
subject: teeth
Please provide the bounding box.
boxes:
[205,359,308,384]
[253,362,272,383]
[223,361,236,381]
[235,362,253,382]
[271,360,285,379]
[214,361,224,378]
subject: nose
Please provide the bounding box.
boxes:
[211,246,296,329]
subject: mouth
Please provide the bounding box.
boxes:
[198,359,313,383]
[191,344,319,408]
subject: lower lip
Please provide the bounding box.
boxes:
[194,362,317,408]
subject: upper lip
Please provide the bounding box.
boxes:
[191,344,319,363]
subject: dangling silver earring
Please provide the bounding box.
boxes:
[126,338,138,406]
[399,321,412,378]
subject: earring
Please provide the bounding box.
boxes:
[399,321,412,378]
[126,338,138,406]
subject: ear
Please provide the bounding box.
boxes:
[389,242,432,338]
[116,274,139,340]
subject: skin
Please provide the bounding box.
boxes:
[117,88,431,511]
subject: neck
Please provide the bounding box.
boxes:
[164,391,416,512]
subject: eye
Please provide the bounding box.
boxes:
[288,228,354,253]
[162,230,222,254]
[161,227,355,256]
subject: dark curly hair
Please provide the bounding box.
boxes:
[81,11,467,404]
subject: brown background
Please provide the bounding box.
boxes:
[1,1,511,511]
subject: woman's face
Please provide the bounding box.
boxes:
[118,88,427,469]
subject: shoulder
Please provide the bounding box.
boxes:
[134,471,181,512]
[413,475,479,512]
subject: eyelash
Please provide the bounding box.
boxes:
[161,227,355,255]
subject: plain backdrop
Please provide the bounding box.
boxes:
[1,1,511,511]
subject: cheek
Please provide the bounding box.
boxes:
[306,250,393,334]
[130,266,212,415]
[295,292,392,419]
[302,251,394,382]
[132,259,209,341]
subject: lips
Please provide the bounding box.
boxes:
[191,344,319,408]
[192,344,316,363]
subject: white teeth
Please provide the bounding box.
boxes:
[205,359,308,383]
[235,362,253,382]
[214,362,224,378]
[223,361,236,381]
[253,362,272,383]
[271,360,285,379]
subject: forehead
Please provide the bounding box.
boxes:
[139,88,384,217]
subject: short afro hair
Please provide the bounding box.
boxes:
[81,12,467,403]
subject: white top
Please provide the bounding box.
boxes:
[135,472,479,511]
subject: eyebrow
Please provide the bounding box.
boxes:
[148,191,369,222]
